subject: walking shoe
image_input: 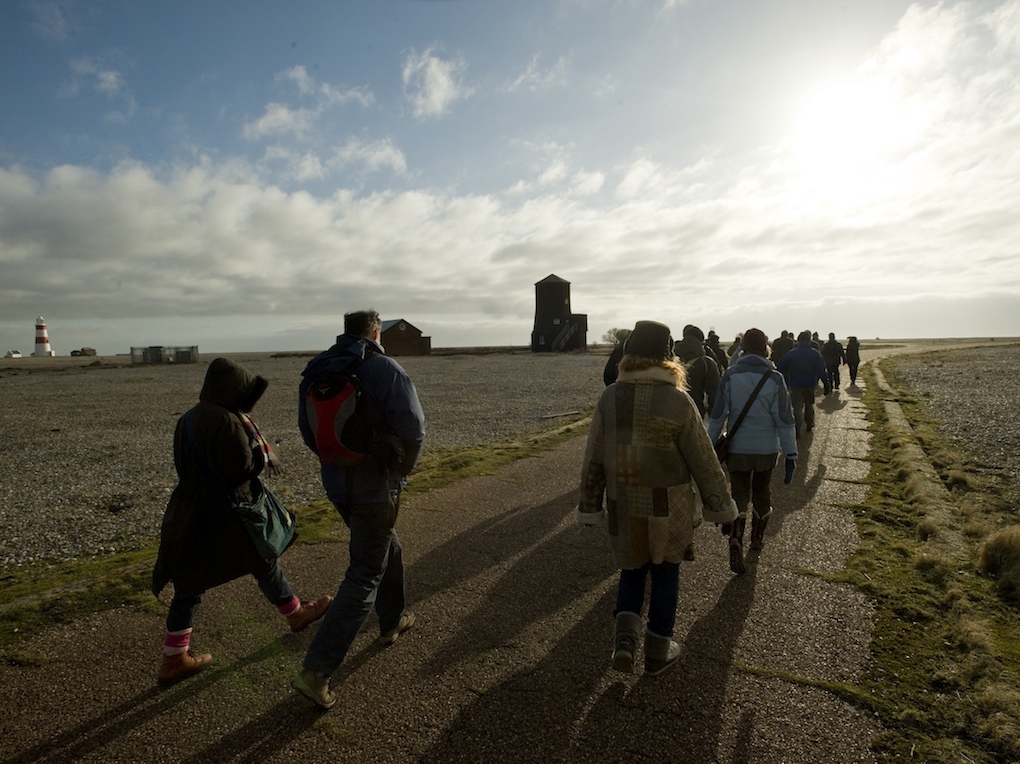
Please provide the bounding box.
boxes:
[379,611,416,645]
[158,649,212,684]
[287,595,332,633]
[291,668,337,710]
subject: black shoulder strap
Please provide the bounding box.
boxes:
[727,371,771,439]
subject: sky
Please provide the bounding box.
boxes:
[1,0,1019,355]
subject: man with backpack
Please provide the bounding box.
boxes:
[291,309,426,709]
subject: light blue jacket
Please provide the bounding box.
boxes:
[708,354,797,459]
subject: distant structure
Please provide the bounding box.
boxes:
[131,345,200,364]
[4,350,23,359]
[32,316,55,357]
[380,319,431,356]
[530,274,588,352]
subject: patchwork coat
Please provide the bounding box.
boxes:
[578,366,737,568]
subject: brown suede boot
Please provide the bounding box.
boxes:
[729,517,746,575]
[286,595,333,633]
[158,649,212,684]
[750,513,770,551]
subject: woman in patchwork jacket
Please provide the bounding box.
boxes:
[577,321,737,676]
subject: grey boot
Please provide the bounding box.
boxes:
[611,611,643,674]
[643,629,681,676]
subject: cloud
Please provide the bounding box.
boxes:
[508,55,569,92]
[276,65,374,107]
[329,138,408,176]
[243,66,373,141]
[402,46,473,119]
[27,0,72,41]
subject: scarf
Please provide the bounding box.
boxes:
[241,413,282,475]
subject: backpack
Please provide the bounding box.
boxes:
[304,363,375,468]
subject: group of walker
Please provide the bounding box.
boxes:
[151,313,849,708]
[585,321,852,675]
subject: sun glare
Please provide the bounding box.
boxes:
[788,77,925,202]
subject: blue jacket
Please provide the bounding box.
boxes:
[708,354,797,458]
[298,335,426,506]
[776,340,829,390]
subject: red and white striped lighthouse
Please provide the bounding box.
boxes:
[32,316,55,357]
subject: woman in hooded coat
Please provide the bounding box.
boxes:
[577,321,737,676]
[152,357,331,683]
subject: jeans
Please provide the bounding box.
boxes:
[166,559,293,632]
[615,561,680,637]
[303,496,406,677]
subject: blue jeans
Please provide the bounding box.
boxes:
[166,560,293,632]
[303,497,406,677]
[615,561,680,637]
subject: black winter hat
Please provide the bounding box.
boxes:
[682,324,705,341]
[624,321,674,361]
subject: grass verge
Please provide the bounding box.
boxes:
[832,361,1020,762]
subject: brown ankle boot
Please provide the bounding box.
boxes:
[287,595,332,633]
[158,649,212,684]
[729,518,746,575]
[750,514,770,551]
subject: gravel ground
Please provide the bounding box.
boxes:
[0,351,607,568]
[4,341,1014,570]
[882,343,1020,488]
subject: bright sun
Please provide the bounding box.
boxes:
[789,77,925,196]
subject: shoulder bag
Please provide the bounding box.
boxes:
[714,370,771,464]
[184,411,296,560]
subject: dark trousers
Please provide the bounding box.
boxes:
[302,496,406,677]
[166,560,293,632]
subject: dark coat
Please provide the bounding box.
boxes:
[152,357,272,598]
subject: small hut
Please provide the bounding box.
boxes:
[380,319,431,356]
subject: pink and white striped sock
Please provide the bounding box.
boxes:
[164,628,192,656]
[277,596,301,618]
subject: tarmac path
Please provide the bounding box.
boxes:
[2,356,896,763]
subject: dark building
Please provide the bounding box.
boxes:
[381,319,431,356]
[531,274,588,352]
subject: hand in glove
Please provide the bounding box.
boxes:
[784,457,796,484]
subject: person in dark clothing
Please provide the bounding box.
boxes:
[603,330,631,386]
[672,324,721,418]
[705,330,730,370]
[770,330,794,364]
[776,331,830,437]
[821,333,846,390]
[292,309,426,709]
[845,336,861,386]
[152,357,331,684]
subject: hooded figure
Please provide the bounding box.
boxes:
[152,357,330,684]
